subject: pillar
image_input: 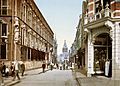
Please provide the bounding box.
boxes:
[112,22,120,80]
[87,30,94,77]
[14,17,20,60]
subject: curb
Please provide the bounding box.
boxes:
[4,68,50,86]
[74,72,81,86]
[75,77,81,86]
[5,80,21,86]
[72,70,81,86]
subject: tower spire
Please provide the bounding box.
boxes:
[62,40,68,53]
[63,40,67,48]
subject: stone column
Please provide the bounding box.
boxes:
[112,22,120,80]
[87,30,94,77]
[14,17,20,60]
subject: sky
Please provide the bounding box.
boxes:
[35,0,83,55]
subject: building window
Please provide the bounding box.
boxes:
[0,0,7,15]
[2,0,7,5]
[1,44,6,59]
[0,38,6,59]
[0,23,7,59]
[2,24,7,36]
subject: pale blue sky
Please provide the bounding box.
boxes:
[35,0,82,54]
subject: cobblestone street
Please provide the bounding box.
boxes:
[13,69,77,86]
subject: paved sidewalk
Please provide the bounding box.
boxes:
[3,68,49,86]
[73,71,86,86]
[4,77,21,86]
[75,72,120,86]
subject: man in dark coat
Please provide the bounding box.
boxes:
[21,63,25,76]
[12,60,20,81]
[42,62,46,73]
[0,61,4,85]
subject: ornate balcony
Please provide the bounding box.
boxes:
[84,3,113,28]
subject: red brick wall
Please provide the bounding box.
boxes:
[111,2,120,10]
[113,12,120,17]
[88,4,93,12]
[111,2,120,17]
[86,0,94,17]
[88,0,93,3]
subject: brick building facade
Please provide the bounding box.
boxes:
[83,0,120,79]
[71,0,120,80]
[0,0,54,70]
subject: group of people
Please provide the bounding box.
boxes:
[0,60,25,82]
[12,60,25,81]
[42,62,59,72]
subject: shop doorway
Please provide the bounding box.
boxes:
[94,33,112,77]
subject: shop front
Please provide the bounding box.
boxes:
[94,33,112,77]
[86,26,113,77]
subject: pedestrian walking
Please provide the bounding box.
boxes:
[63,63,65,70]
[56,63,59,69]
[77,62,80,69]
[50,63,53,71]
[12,60,20,81]
[0,61,4,86]
[10,62,15,77]
[42,62,46,73]
[5,66,9,77]
[20,62,25,76]
[47,62,50,69]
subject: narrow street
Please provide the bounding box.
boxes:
[13,69,78,86]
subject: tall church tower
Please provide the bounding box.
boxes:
[62,40,68,59]
[62,40,68,53]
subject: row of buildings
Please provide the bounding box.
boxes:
[70,0,120,80]
[0,0,57,70]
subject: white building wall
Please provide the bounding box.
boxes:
[112,22,120,80]
[87,31,94,77]
[114,22,120,66]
